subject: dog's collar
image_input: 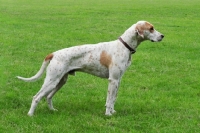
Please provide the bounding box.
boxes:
[118,37,136,54]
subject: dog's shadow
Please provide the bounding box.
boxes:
[35,98,106,117]
[36,99,155,119]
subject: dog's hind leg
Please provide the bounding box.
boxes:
[27,74,63,116]
[46,73,68,111]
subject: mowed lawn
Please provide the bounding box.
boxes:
[0,0,200,132]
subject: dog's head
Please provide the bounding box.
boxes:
[135,21,164,42]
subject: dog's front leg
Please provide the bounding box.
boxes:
[105,78,120,116]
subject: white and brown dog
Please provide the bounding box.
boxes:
[17,21,164,116]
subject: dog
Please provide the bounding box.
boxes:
[17,21,164,116]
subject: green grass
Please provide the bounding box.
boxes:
[0,0,200,132]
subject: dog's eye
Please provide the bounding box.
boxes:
[149,27,154,33]
[150,27,154,31]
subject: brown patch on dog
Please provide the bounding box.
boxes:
[45,53,53,61]
[145,22,154,30]
[100,51,112,68]
[136,22,154,36]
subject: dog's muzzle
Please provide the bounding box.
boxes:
[151,34,164,42]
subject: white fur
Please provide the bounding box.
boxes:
[17,21,164,116]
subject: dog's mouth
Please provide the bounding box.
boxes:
[151,38,163,42]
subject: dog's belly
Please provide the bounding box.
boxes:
[78,66,109,78]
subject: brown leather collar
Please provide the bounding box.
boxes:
[118,37,136,54]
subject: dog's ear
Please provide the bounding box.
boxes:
[135,26,144,38]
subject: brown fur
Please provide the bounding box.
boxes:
[136,22,154,35]
[100,51,112,68]
[45,53,53,61]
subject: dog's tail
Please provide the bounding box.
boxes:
[16,53,54,82]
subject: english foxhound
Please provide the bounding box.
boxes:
[17,21,164,116]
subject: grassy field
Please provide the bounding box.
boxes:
[0,0,200,132]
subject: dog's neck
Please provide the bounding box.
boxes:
[120,24,144,52]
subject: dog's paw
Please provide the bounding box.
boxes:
[27,112,34,117]
[53,109,58,112]
[105,112,112,116]
[105,109,113,116]
[50,108,58,112]
[111,110,116,114]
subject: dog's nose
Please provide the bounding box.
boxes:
[161,35,164,38]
